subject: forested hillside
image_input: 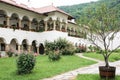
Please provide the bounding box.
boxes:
[59,0,120,21]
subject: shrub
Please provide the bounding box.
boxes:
[6,51,14,57]
[75,47,81,53]
[55,38,70,50]
[61,48,74,55]
[75,45,87,53]
[17,53,36,74]
[48,51,61,61]
[45,38,75,55]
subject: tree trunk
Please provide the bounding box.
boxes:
[104,56,109,67]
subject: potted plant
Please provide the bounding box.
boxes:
[79,4,120,79]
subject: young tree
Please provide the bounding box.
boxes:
[78,4,120,67]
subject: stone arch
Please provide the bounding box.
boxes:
[39,20,45,32]
[22,39,29,51]
[21,16,30,31]
[39,43,44,55]
[47,17,53,31]
[10,13,19,29]
[0,37,6,51]
[31,40,37,53]
[31,18,38,32]
[0,10,7,27]
[9,38,18,52]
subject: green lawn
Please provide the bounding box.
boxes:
[83,52,120,62]
[76,74,120,80]
[0,55,96,80]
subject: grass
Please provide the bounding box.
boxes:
[0,55,96,80]
[76,74,120,80]
[83,52,120,62]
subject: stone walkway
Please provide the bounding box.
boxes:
[42,53,120,80]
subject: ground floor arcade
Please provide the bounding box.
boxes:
[0,38,45,55]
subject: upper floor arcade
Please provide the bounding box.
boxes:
[0,0,83,38]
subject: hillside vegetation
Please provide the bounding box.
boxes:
[59,0,120,22]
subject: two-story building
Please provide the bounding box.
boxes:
[0,0,83,54]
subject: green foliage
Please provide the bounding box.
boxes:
[83,52,120,62]
[59,0,120,21]
[75,45,87,53]
[48,51,61,61]
[6,51,14,57]
[55,38,70,50]
[17,53,36,74]
[61,48,74,55]
[0,56,96,80]
[45,38,75,55]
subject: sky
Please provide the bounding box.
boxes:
[16,0,99,8]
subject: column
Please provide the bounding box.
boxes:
[37,47,39,54]
[45,21,47,31]
[65,23,67,32]
[18,45,21,54]
[5,44,9,51]
[28,45,31,53]
[6,16,10,28]
[29,21,31,31]
[18,19,21,30]
[37,23,39,32]
[53,20,56,30]
[60,22,62,31]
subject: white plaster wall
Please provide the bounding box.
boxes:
[55,12,68,23]
[0,27,92,48]
[0,28,68,46]
[44,12,68,23]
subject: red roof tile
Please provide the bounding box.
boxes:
[35,5,73,19]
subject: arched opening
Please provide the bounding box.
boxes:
[32,40,37,53]
[21,16,29,31]
[10,39,18,52]
[31,18,38,32]
[0,38,6,51]
[39,43,44,55]
[10,13,19,29]
[0,10,7,28]
[39,20,45,32]
[47,17,53,31]
[22,39,28,51]
[56,17,60,31]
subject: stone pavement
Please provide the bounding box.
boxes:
[42,53,120,80]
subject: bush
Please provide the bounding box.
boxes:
[75,48,81,53]
[45,38,75,55]
[61,48,74,55]
[48,51,61,61]
[17,53,36,74]
[6,51,14,57]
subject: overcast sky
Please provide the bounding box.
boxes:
[16,0,99,8]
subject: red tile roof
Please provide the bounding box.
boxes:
[0,0,42,15]
[0,0,74,19]
[35,5,74,19]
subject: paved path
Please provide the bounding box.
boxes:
[42,53,120,80]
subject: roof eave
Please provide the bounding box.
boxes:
[0,0,47,16]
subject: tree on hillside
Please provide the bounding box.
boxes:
[79,4,120,67]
